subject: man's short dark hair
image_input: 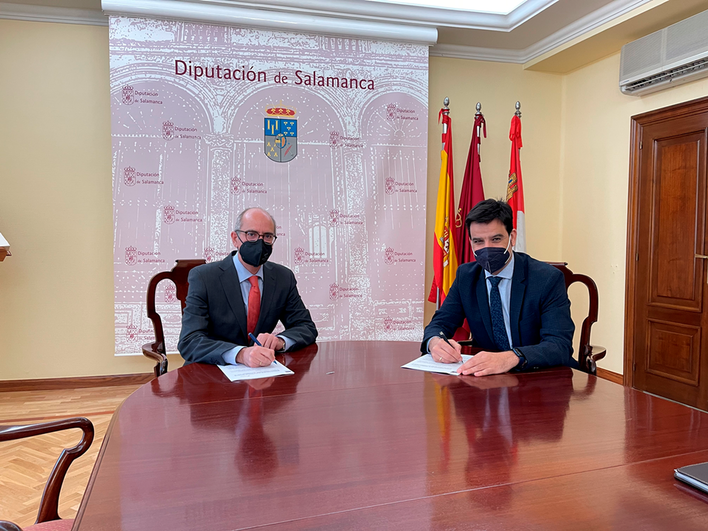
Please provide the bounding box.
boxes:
[465,199,514,235]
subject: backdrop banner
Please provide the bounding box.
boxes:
[109,17,429,355]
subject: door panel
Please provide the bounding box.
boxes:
[650,135,703,310]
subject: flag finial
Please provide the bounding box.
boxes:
[475,102,481,115]
[515,101,522,117]
[443,97,449,109]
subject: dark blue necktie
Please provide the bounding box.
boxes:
[489,276,510,351]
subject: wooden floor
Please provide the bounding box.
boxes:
[0,384,140,528]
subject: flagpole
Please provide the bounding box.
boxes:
[475,102,482,156]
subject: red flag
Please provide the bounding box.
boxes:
[455,112,486,264]
[507,114,526,252]
[428,107,459,305]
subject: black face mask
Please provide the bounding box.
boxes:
[239,239,272,267]
[473,239,511,274]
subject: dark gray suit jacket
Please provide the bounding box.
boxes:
[422,252,576,370]
[178,252,317,365]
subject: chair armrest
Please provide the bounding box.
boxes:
[0,418,94,524]
[142,341,168,377]
[0,521,22,531]
[582,345,606,375]
[588,345,606,361]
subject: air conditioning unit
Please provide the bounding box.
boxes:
[619,8,708,96]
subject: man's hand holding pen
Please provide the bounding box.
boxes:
[429,332,463,364]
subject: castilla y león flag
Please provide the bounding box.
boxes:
[456,112,486,264]
[507,114,526,252]
[428,107,459,305]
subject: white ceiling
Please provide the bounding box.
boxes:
[3,0,708,70]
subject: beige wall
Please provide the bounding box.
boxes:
[560,52,708,374]
[2,17,706,380]
[0,19,184,379]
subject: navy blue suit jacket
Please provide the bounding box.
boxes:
[422,253,576,370]
[178,252,317,365]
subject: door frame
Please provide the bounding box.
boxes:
[624,95,708,387]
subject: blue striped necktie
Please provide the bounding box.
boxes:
[488,276,510,351]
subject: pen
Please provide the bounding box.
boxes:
[249,333,262,346]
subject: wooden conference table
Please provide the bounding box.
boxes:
[75,341,708,530]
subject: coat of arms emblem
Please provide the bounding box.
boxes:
[123,166,136,187]
[384,247,395,265]
[125,246,137,266]
[122,85,134,105]
[162,121,175,141]
[163,205,175,224]
[264,106,297,163]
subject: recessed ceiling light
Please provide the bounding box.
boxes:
[364,0,529,15]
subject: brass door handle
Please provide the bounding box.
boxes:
[697,254,708,259]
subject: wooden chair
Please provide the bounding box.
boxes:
[458,262,606,375]
[0,417,94,531]
[546,262,606,375]
[143,259,206,377]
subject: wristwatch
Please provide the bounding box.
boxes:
[511,347,527,370]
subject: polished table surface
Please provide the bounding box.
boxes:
[75,342,708,530]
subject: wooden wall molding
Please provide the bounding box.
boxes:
[596,367,623,385]
[0,373,154,392]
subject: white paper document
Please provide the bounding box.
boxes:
[217,360,294,382]
[0,232,9,250]
[402,354,474,375]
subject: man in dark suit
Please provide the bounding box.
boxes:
[422,199,575,376]
[178,207,317,367]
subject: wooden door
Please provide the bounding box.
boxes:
[626,97,708,410]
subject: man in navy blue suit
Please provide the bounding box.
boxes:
[179,207,317,368]
[423,199,575,376]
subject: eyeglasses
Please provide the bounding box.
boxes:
[236,230,277,245]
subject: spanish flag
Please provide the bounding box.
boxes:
[428,107,459,306]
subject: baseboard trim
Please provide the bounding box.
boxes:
[596,367,623,385]
[0,373,154,391]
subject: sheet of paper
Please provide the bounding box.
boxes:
[0,232,9,249]
[217,360,294,382]
[402,354,474,375]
